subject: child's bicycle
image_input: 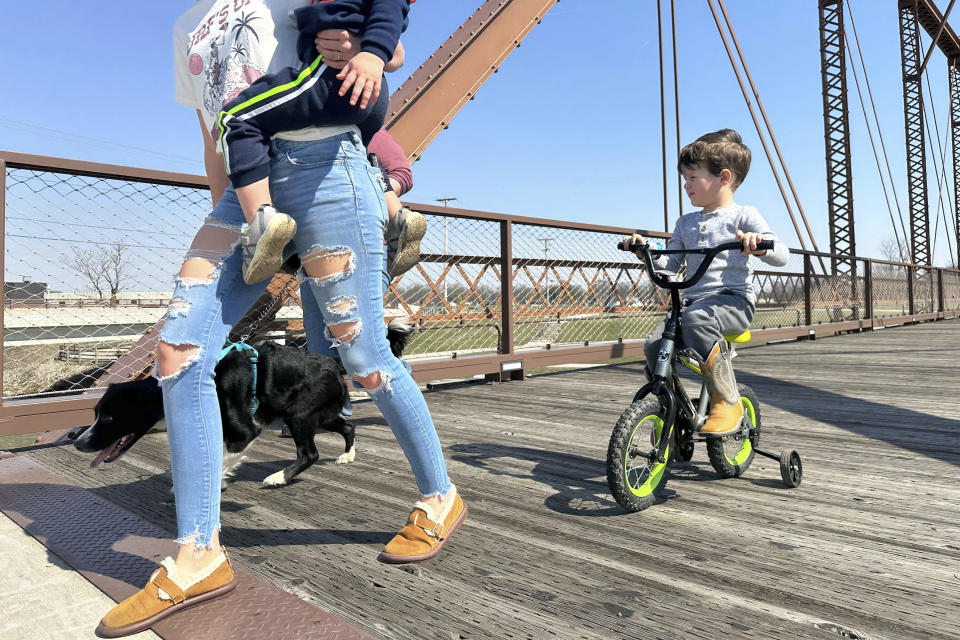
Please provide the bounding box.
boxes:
[607,239,803,513]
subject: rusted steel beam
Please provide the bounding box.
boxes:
[819,0,856,276]
[912,0,960,60]
[899,1,930,267]
[385,0,559,162]
[950,61,960,262]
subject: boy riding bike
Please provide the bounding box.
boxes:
[623,129,788,436]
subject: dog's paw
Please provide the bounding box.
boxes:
[262,470,288,486]
[222,453,247,479]
[335,446,356,464]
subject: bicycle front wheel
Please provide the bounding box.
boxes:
[607,397,673,513]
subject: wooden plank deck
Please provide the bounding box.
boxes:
[22,318,960,640]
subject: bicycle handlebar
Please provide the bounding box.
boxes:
[617,239,775,290]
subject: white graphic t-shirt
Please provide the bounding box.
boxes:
[174,0,355,143]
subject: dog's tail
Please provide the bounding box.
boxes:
[386,317,414,358]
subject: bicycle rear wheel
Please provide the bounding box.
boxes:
[607,397,673,512]
[706,384,760,478]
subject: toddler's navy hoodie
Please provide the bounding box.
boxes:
[294,0,413,63]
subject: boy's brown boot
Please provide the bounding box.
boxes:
[700,340,744,436]
[379,487,467,563]
[97,548,237,638]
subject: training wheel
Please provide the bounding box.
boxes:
[779,450,802,488]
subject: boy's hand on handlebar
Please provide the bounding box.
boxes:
[621,233,646,258]
[737,230,768,256]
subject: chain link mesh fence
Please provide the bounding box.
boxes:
[944,269,960,311]
[386,212,503,358]
[4,161,959,403]
[3,167,210,398]
[510,224,664,348]
[872,262,911,319]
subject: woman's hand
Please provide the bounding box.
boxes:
[337,51,385,109]
[622,233,646,258]
[737,230,768,255]
[315,29,360,70]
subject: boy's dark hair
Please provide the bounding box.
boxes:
[677,128,751,188]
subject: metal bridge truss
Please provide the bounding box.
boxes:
[819,0,856,277]
[900,1,930,267]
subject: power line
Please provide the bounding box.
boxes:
[0,117,203,168]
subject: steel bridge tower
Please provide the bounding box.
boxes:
[819,0,856,275]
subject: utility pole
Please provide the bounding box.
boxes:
[538,236,553,306]
[436,197,457,304]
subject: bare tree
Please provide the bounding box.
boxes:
[878,236,906,264]
[63,246,106,298]
[61,240,129,300]
[103,240,129,300]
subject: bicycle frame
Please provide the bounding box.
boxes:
[622,239,773,461]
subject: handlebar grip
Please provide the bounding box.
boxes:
[617,240,645,252]
[756,239,775,251]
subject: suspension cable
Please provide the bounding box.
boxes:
[705,1,813,260]
[844,30,909,262]
[846,0,913,254]
[716,0,823,257]
[922,70,958,265]
[657,0,669,233]
[671,0,683,218]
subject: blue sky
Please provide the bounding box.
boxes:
[1,0,958,266]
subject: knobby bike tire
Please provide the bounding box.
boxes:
[607,397,674,513]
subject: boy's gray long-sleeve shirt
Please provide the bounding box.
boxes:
[652,203,789,304]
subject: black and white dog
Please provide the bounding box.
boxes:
[74,320,411,487]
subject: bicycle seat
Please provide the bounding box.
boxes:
[724,330,751,343]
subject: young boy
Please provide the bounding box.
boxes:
[218,0,414,284]
[623,129,789,435]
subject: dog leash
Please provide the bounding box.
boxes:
[218,272,301,415]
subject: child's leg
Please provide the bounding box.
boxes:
[681,293,754,434]
[219,62,386,284]
[235,179,272,225]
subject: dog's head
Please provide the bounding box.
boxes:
[386,317,413,358]
[73,378,163,467]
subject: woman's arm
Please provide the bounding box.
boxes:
[385,40,404,73]
[198,110,230,207]
[367,128,413,195]
[315,30,404,72]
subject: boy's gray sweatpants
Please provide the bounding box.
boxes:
[643,291,755,367]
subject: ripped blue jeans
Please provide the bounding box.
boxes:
[157,132,451,548]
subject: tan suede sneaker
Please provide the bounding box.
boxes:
[97,548,237,637]
[379,489,467,563]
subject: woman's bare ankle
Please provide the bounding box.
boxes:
[420,485,456,516]
[174,532,223,574]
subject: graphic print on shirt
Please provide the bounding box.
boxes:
[186,0,273,124]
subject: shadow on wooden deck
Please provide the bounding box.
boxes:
[14,319,960,640]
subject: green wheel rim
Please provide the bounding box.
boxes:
[724,397,756,466]
[624,415,671,497]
